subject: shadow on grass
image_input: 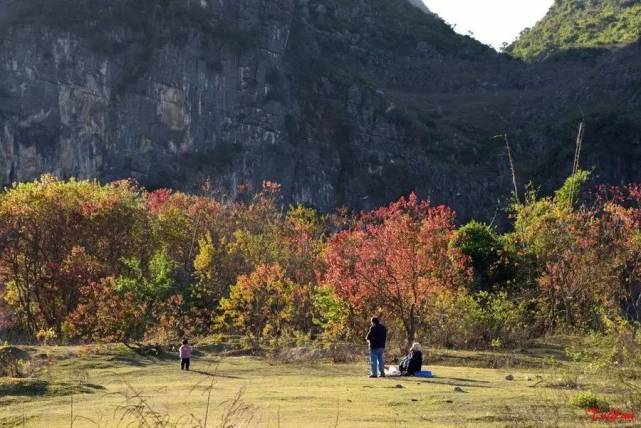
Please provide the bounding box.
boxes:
[443,377,490,384]
[108,355,149,367]
[189,369,242,379]
[520,343,570,362]
[416,378,493,389]
[0,379,105,397]
[0,415,35,427]
[374,376,494,389]
[471,414,528,423]
[108,350,204,366]
[0,379,48,396]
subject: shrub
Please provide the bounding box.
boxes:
[422,290,526,349]
[569,391,610,411]
[0,347,32,377]
[35,328,57,346]
[566,317,641,371]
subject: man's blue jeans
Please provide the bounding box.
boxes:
[370,348,385,376]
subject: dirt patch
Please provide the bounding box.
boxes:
[543,376,583,390]
[278,347,323,363]
[276,344,363,363]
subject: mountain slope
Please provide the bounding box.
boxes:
[0,0,509,219]
[0,0,640,222]
[406,0,431,14]
[508,0,641,60]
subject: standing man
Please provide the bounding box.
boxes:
[366,317,387,378]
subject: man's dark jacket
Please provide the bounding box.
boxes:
[366,323,387,349]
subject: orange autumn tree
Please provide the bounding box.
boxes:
[324,194,472,345]
[217,264,295,345]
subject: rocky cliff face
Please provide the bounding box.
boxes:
[0,0,640,222]
[0,0,300,197]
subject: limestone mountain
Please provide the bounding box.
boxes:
[508,0,641,60]
[0,0,640,222]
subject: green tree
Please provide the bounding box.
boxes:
[113,248,178,300]
[451,221,504,292]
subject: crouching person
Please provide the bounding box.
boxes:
[400,342,423,376]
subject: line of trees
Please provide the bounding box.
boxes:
[1,173,640,348]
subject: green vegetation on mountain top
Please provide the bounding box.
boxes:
[507,0,641,61]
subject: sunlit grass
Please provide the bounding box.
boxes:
[0,340,636,427]
[2,342,628,427]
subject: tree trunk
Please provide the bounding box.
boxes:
[406,328,416,350]
[406,304,416,349]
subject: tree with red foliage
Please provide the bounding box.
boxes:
[64,277,146,343]
[597,184,641,321]
[324,194,472,345]
[535,212,626,329]
[511,174,641,331]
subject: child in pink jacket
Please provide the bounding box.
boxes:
[179,339,192,371]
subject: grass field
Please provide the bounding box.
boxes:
[0,341,633,427]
